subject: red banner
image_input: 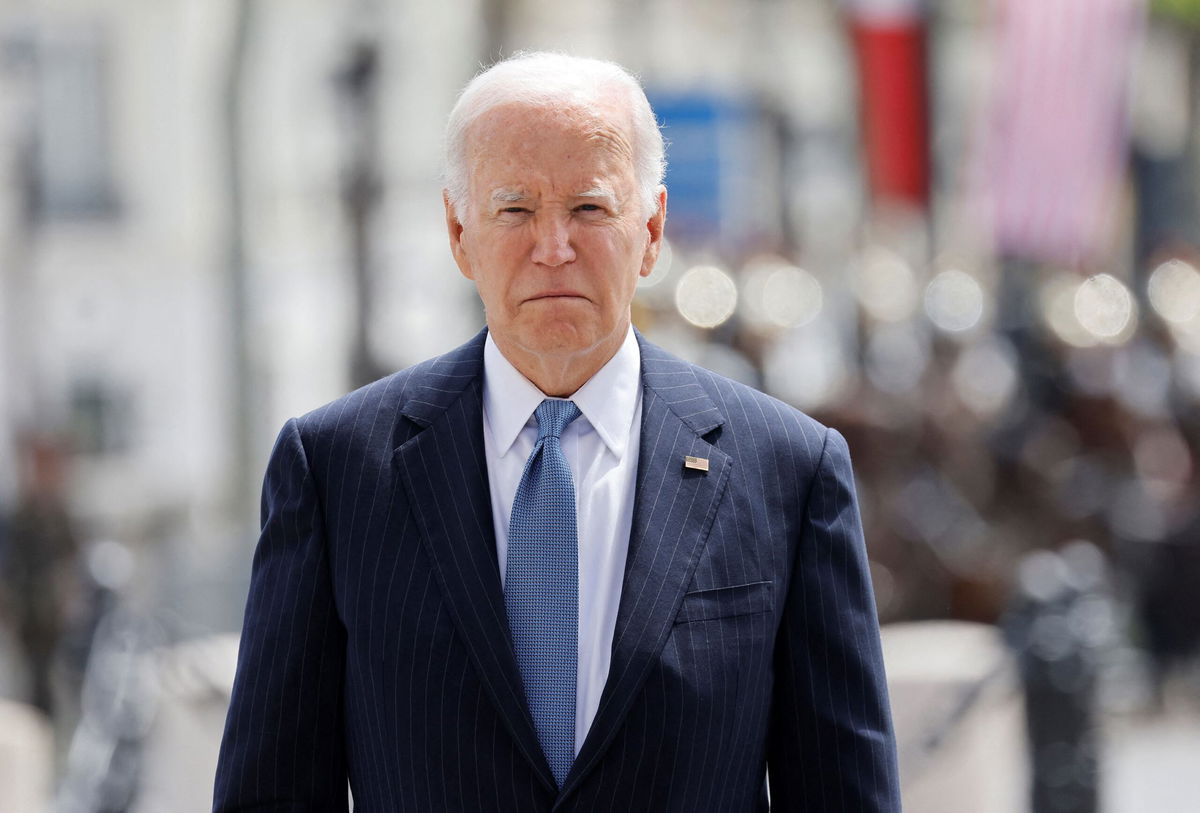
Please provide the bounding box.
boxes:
[849,16,931,209]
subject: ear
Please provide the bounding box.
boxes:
[444,190,475,281]
[639,186,668,278]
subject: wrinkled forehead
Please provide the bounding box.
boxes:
[463,100,637,175]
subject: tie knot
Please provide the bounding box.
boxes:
[534,399,581,442]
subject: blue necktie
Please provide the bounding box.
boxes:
[505,398,581,787]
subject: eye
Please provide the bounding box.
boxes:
[575,203,605,213]
[501,206,530,214]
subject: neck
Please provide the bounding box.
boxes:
[493,327,627,397]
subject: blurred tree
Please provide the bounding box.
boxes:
[1152,0,1200,25]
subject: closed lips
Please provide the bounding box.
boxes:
[528,291,586,300]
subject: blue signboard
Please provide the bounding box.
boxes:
[646,91,755,247]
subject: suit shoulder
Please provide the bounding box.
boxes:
[291,338,483,445]
[684,360,835,464]
[683,358,829,436]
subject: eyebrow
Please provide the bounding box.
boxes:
[490,189,529,204]
[577,187,622,213]
[487,187,618,204]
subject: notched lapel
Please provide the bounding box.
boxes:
[558,344,732,803]
[392,345,557,794]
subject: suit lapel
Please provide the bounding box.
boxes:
[558,337,731,803]
[392,330,557,794]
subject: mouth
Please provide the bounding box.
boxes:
[525,291,588,302]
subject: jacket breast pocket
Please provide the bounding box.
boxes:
[674,580,773,625]
[665,581,774,707]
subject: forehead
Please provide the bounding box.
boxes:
[463,102,636,194]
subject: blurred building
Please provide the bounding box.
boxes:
[0,0,484,629]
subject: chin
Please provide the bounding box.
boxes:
[518,323,602,358]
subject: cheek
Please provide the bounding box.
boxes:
[464,236,515,281]
[484,233,529,271]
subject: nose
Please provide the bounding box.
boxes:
[530,214,576,267]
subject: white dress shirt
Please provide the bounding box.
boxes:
[482,327,642,756]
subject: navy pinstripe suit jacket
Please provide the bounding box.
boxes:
[213,329,901,812]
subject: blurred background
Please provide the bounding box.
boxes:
[0,0,1198,810]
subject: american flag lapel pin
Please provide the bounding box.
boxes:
[683,455,709,473]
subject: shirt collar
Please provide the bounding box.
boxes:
[483,326,641,460]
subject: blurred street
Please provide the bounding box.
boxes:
[3,621,1200,811]
[1104,701,1200,812]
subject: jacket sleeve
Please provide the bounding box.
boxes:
[213,418,349,812]
[766,428,902,811]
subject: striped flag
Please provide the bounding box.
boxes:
[981,0,1145,266]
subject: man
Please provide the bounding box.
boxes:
[214,52,900,812]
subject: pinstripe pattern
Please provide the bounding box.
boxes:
[213,328,901,812]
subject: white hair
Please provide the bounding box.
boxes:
[443,52,666,218]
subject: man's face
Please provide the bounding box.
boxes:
[446,101,665,372]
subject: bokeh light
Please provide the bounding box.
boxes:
[740,257,823,330]
[1148,259,1200,353]
[762,264,823,328]
[674,264,738,329]
[739,256,786,328]
[1041,273,1138,348]
[1147,258,1200,325]
[762,321,850,412]
[924,269,985,335]
[1073,274,1137,345]
[854,246,918,323]
[952,337,1020,418]
[1041,273,1097,348]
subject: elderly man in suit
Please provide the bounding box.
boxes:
[214,52,900,812]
